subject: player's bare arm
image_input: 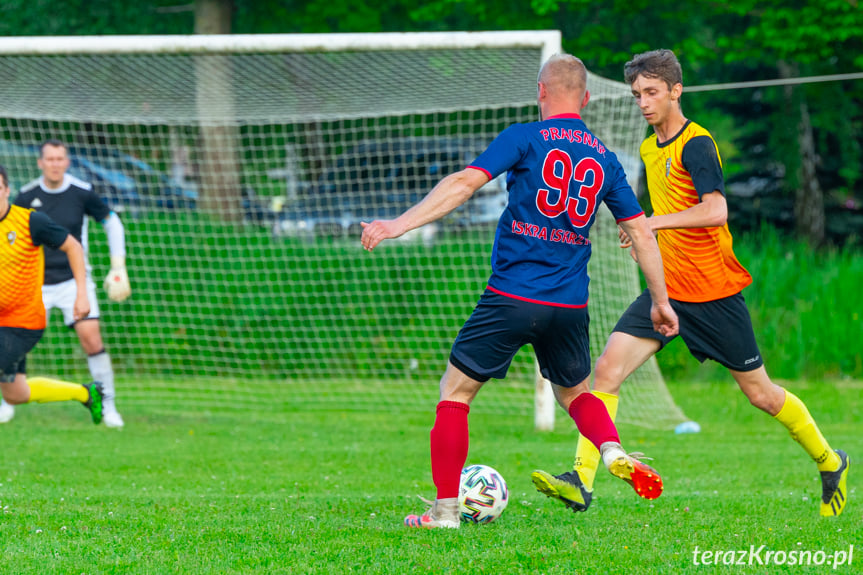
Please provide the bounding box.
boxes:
[361,168,489,251]
[58,234,90,321]
[619,191,727,252]
[618,214,679,337]
[649,191,727,231]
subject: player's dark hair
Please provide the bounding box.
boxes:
[39,138,67,157]
[624,49,683,90]
[0,164,7,187]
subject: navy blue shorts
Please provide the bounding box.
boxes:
[449,289,591,388]
[614,289,763,372]
[0,327,43,382]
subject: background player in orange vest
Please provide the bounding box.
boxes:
[0,163,104,423]
[532,49,849,518]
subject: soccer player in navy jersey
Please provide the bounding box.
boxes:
[361,53,679,529]
[4,140,130,428]
[534,49,848,518]
[0,163,104,423]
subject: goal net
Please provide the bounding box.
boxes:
[0,32,687,429]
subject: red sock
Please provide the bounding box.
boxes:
[430,400,470,499]
[568,392,619,448]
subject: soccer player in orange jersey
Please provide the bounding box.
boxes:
[0,163,105,423]
[532,49,848,517]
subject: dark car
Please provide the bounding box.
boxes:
[0,140,141,212]
[68,147,197,212]
[272,138,507,242]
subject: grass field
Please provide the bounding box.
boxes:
[1,378,859,574]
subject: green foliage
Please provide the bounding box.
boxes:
[721,0,863,65]
[0,378,859,573]
[0,0,193,36]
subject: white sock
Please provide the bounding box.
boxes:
[87,351,116,403]
[599,441,627,469]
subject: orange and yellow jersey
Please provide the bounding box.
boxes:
[0,205,69,329]
[641,120,752,302]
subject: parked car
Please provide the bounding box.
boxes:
[66,150,143,215]
[0,139,141,212]
[272,138,508,242]
[68,147,197,211]
[1,139,200,215]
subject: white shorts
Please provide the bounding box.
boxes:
[42,277,101,327]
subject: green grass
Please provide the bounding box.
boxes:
[1,378,860,574]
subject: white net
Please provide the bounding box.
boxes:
[3,33,686,429]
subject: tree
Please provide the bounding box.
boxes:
[195,0,243,221]
[716,0,863,245]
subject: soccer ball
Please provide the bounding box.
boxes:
[459,464,509,524]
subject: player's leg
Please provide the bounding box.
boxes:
[72,277,124,427]
[48,277,122,427]
[731,366,848,516]
[0,325,29,422]
[685,292,847,516]
[571,331,662,492]
[406,290,523,529]
[74,318,123,428]
[550,380,663,501]
[0,327,103,423]
[405,362,485,529]
[533,292,669,510]
[16,375,104,424]
[0,327,45,405]
[0,397,13,423]
[530,303,663,508]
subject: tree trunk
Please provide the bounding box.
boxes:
[794,99,825,246]
[195,0,242,222]
[778,61,825,246]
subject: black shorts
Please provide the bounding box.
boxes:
[0,327,44,382]
[614,289,763,372]
[449,289,591,388]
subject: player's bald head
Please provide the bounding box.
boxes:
[538,53,587,99]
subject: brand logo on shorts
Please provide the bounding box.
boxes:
[744,355,760,365]
[665,158,672,177]
[6,231,15,245]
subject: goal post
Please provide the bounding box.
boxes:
[0,31,687,430]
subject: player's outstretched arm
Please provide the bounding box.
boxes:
[58,235,91,322]
[619,214,679,337]
[361,168,489,251]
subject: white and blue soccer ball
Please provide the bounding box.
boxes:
[459,464,509,524]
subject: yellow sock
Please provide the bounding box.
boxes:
[574,391,619,490]
[27,377,88,404]
[774,389,840,472]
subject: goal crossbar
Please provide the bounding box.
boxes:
[0,31,562,56]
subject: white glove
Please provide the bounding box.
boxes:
[104,255,132,302]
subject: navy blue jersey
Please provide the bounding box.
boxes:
[14,174,110,285]
[468,113,643,307]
